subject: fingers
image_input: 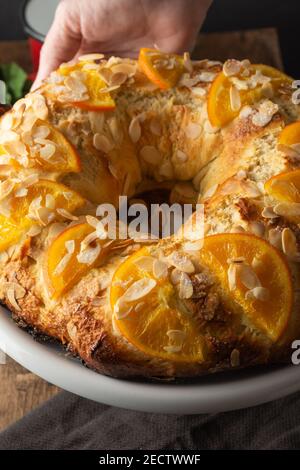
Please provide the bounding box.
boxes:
[32,2,81,90]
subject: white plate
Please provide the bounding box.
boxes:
[0,305,300,414]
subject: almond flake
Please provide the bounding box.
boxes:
[149,118,162,136]
[153,259,168,279]
[262,206,278,219]
[230,225,245,233]
[245,286,269,301]
[0,130,19,144]
[223,59,241,77]
[237,263,261,289]
[96,221,107,240]
[0,180,15,200]
[76,243,101,265]
[183,52,193,73]
[26,224,42,237]
[268,228,282,250]
[33,125,50,140]
[81,231,98,250]
[202,184,218,199]
[45,194,55,209]
[176,149,187,163]
[129,117,141,143]
[7,284,25,311]
[227,263,237,291]
[93,133,114,153]
[121,278,156,302]
[111,63,137,76]
[190,87,206,97]
[183,240,203,252]
[15,186,29,198]
[140,145,161,165]
[282,227,298,257]
[168,252,195,273]
[110,72,127,86]
[177,272,193,299]
[86,215,99,228]
[185,122,201,140]
[229,85,241,111]
[79,53,104,61]
[53,252,72,276]
[249,221,265,237]
[274,202,300,217]
[56,208,78,221]
[114,300,133,320]
[0,113,13,131]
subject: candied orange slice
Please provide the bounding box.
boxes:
[110,247,205,362]
[199,233,293,341]
[46,222,132,298]
[207,64,292,127]
[138,48,184,90]
[0,180,85,252]
[35,121,81,173]
[0,122,81,173]
[278,121,300,148]
[265,169,300,203]
[46,223,101,298]
[72,70,116,111]
[52,63,115,111]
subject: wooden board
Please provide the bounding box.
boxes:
[0,28,283,431]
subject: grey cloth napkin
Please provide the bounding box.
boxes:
[0,391,300,449]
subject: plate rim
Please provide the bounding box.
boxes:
[1,305,300,414]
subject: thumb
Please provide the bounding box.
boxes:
[32,2,81,89]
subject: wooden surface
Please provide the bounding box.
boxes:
[0,28,283,432]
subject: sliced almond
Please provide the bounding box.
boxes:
[129,117,141,143]
[274,202,300,217]
[79,53,104,61]
[282,227,298,257]
[183,240,203,252]
[268,228,282,250]
[229,85,241,111]
[40,143,56,160]
[249,221,265,237]
[114,300,133,320]
[121,278,156,302]
[183,52,193,73]
[53,252,72,276]
[262,206,278,219]
[177,272,193,299]
[57,208,79,221]
[76,243,101,265]
[185,122,201,140]
[227,263,237,291]
[175,149,188,163]
[223,59,241,77]
[237,263,261,289]
[149,118,162,136]
[153,259,168,279]
[93,133,114,153]
[140,145,161,165]
[168,252,195,273]
[245,286,269,301]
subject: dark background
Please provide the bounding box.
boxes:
[1,0,300,75]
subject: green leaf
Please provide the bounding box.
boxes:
[0,63,29,104]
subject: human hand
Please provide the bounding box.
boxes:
[33,0,212,89]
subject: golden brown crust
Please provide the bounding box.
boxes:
[0,55,299,379]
